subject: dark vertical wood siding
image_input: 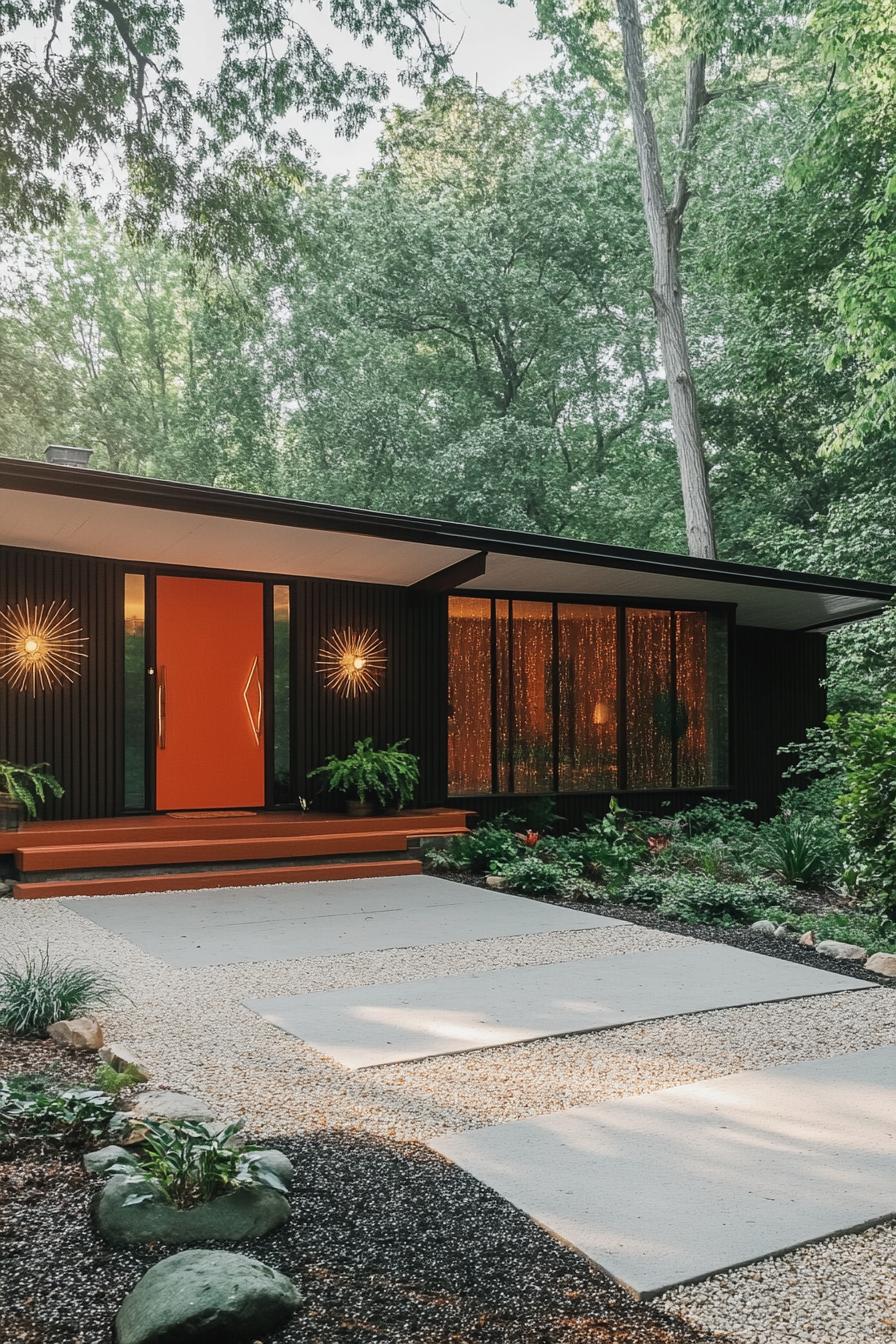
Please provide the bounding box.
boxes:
[732,626,827,818]
[296,579,446,806]
[0,545,120,819]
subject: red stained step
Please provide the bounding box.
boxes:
[13,857,424,900]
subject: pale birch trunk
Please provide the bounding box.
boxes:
[616,0,717,559]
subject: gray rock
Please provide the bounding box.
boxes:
[84,1145,136,1176]
[0,879,13,898]
[126,1090,220,1123]
[245,1148,295,1189]
[865,951,896,977]
[773,923,798,941]
[47,1016,104,1050]
[484,874,506,889]
[96,1174,291,1247]
[750,920,777,936]
[99,1043,151,1082]
[816,939,868,961]
[114,1249,301,1344]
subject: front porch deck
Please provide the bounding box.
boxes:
[5,807,472,899]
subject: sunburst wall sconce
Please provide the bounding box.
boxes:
[317,627,386,697]
[0,599,88,694]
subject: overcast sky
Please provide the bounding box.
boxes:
[181,0,552,176]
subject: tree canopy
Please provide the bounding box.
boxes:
[0,0,894,708]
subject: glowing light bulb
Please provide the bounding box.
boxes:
[23,636,40,655]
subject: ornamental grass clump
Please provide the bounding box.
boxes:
[0,945,116,1037]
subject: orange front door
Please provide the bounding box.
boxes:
[155,577,265,811]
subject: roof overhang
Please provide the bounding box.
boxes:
[0,458,891,633]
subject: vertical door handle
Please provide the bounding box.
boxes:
[157,666,167,749]
[243,655,263,744]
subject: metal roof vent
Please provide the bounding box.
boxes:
[45,444,93,468]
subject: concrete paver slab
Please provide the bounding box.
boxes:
[61,876,622,967]
[429,1045,896,1297]
[246,942,871,1067]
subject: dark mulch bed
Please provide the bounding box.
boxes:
[0,1127,726,1344]
[0,1032,99,1086]
[436,870,893,987]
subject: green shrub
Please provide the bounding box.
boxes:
[0,946,116,1037]
[426,823,521,874]
[0,1074,117,1148]
[759,813,837,887]
[497,856,590,899]
[309,737,419,810]
[111,1118,288,1209]
[830,701,896,918]
[671,797,758,843]
[617,872,772,926]
[94,1061,144,1096]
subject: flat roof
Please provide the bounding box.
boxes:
[0,457,891,632]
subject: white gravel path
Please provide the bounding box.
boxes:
[3,887,896,1342]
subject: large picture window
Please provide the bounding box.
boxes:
[447,596,728,796]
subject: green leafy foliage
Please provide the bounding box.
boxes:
[616,872,773,926]
[94,1061,144,1097]
[0,1074,118,1150]
[0,761,64,819]
[758,813,839,887]
[111,1119,288,1210]
[496,857,592,900]
[0,946,116,1038]
[754,905,896,955]
[309,738,419,810]
[425,824,522,875]
[829,700,896,918]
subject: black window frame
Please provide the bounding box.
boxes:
[446,590,735,797]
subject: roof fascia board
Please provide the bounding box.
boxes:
[0,458,892,607]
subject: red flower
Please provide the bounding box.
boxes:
[647,834,670,853]
[524,830,540,847]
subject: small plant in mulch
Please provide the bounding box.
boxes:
[0,1073,118,1154]
[0,944,117,1037]
[109,1118,289,1210]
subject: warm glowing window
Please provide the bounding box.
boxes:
[510,601,554,793]
[626,609,674,790]
[447,596,493,794]
[558,604,618,792]
[272,584,293,804]
[448,597,729,796]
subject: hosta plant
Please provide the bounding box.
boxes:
[110,1118,289,1209]
[0,1074,118,1150]
[0,945,116,1037]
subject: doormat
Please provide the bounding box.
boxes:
[167,810,257,819]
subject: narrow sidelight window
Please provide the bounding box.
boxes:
[272,584,293,804]
[123,572,146,809]
[676,610,729,787]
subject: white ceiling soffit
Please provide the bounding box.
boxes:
[0,488,469,587]
[0,484,887,632]
[457,554,885,632]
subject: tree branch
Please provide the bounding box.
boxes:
[670,54,708,229]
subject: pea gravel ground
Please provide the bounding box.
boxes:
[2,885,895,1344]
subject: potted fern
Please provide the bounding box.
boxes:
[0,761,64,830]
[309,738,419,817]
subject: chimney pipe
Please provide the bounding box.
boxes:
[45,444,93,468]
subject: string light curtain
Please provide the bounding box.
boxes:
[447,597,729,796]
[558,604,618,791]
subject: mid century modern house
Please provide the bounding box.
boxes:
[0,449,892,899]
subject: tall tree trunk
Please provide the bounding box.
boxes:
[616,0,717,559]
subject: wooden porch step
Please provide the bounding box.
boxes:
[16,829,418,874]
[11,809,472,851]
[12,857,423,900]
